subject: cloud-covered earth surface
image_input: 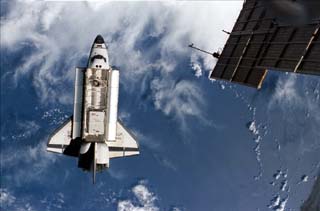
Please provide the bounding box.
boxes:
[1,1,319,211]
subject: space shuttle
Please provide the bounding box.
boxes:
[47,35,139,183]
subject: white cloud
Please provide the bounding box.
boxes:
[190,54,203,78]
[1,140,57,184]
[268,73,320,121]
[108,168,126,180]
[0,189,16,207]
[118,181,159,211]
[2,120,40,141]
[268,195,289,211]
[16,120,40,134]
[131,129,161,150]
[1,1,242,124]
[267,73,320,155]
[119,111,131,123]
[153,154,177,171]
[0,188,38,211]
[151,77,205,129]
[269,75,301,106]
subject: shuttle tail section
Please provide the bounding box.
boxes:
[93,143,97,184]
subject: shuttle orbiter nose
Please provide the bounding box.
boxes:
[94,35,105,44]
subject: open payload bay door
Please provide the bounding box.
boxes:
[107,120,139,158]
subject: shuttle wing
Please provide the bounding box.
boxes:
[107,120,139,158]
[47,118,73,154]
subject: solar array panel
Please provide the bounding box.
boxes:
[210,0,320,88]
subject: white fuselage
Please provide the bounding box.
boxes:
[74,36,120,169]
[47,35,139,183]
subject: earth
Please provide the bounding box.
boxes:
[1,1,319,211]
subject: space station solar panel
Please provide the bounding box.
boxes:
[210,0,320,89]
